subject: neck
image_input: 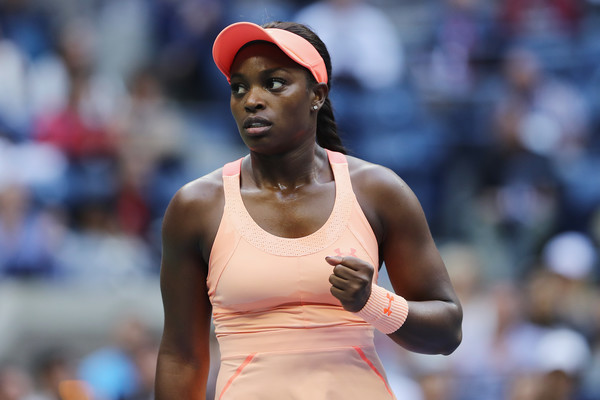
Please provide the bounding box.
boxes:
[246,143,328,192]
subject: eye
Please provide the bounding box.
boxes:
[230,82,247,96]
[267,78,285,91]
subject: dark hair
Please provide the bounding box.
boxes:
[262,21,346,154]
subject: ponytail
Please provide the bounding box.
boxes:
[316,97,346,154]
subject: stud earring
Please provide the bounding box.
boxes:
[312,105,318,110]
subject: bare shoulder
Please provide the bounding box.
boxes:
[172,168,224,211]
[162,168,225,251]
[345,155,424,239]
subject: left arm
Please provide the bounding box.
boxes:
[328,163,462,355]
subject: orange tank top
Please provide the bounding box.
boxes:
[207,150,395,400]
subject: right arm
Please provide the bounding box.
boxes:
[155,177,222,400]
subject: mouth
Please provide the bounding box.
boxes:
[243,117,272,135]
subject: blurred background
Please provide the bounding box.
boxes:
[0,0,599,399]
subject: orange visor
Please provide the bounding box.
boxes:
[212,22,328,84]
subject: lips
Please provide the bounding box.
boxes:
[243,117,272,129]
[243,117,272,135]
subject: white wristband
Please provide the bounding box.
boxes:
[354,284,409,334]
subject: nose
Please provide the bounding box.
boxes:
[244,86,265,112]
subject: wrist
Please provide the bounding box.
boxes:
[354,284,409,334]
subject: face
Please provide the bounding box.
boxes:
[229,42,323,155]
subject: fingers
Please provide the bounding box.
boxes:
[328,265,371,291]
[328,268,351,289]
[329,279,371,313]
[329,275,346,291]
[324,255,365,271]
[326,256,374,279]
[331,263,359,280]
[329,285,346,301]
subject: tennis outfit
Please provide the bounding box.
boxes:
[207,150,396,400]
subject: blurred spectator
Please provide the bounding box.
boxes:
[507,328,592,400]
[0,0,52,60]
[553,149,600,231]
[524,248,597,399]
[500,0,583,38]
[33,18,123,160]
[120,343,158,400]
[582,331,600,400]
[536,231,598,335]
[415,370,452,400]
[437,243,546,400]
[0,363,33,400]
[533,328,591,400]
[494,47,590,159]
[33,67,119,214]
[26,11,121,131]
[110,67,186,235]
[0,180,61,280]
[0,138,69,279]
[29,18,128,218]
[34,71,116,161]
[409,240,595,400]
[95,0,153,80]
[151,0,226,103]
[0,30,29,141]
[78,316,154,400]
[54,199,155,284]
[542,231,597,281]
[24,348,75,400]
[228,0,297,30]
[417,0,503,99]
[464,46,593,278]
[295,0,404,90]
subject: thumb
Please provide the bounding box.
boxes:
[325,255,343,266]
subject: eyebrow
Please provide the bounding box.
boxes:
[230,67,293,81]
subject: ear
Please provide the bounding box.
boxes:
[310,82,329,110]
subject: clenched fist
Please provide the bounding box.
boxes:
[326,256,374,312]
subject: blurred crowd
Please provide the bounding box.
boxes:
[1,0,600,399]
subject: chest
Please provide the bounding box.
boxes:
[212,230,376,312]
[240,181,336,238]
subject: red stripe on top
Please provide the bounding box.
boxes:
[218,353,256,400]
[353,346,394,398]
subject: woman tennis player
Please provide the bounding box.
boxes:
[155,21,462,400]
